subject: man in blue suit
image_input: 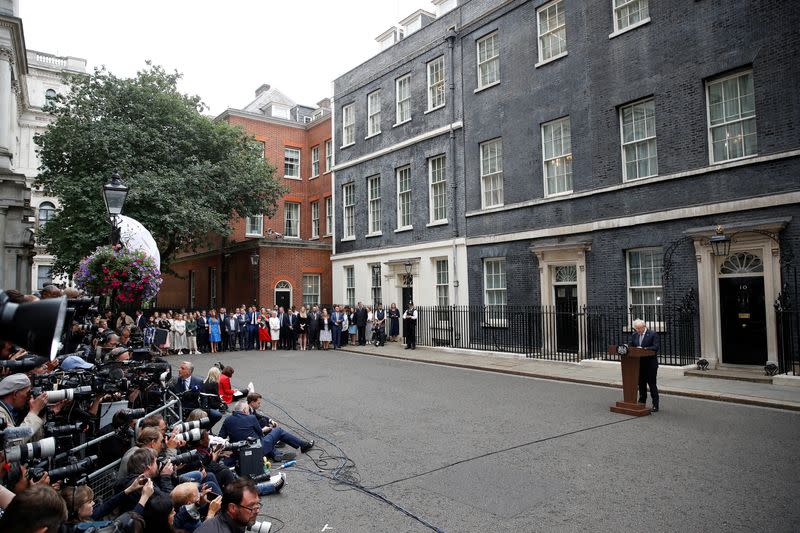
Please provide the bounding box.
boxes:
[171,361,223,427]
[629,319,660,412]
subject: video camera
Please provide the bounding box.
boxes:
[0,355,49,373]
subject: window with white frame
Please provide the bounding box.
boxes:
[246,215,263,236]
[484,258,506,311]
[284,202,300,238]
[627,248,663,322]
[706,71,757,163]
[302,274,320,307]
[325,139,333,172]
[542,117,572,196]
[342,104,355,146]
[429,155,447,222]
[325,197,333,236]
[38,201,55,227]
[480,139,503,208]
[427,56,445,110]
[367,90,381,136]
[256,140,266,158]
[396,75,411,124]
[477,32,499,89]
[284,147,300,178]
[311,201,320,239]
[311,145,320,177]
[343,184,355,238]
[368,175,382,234]
[537,0,567,63]
[396,166,412,229]
[435,259,449,307]
[620,99,657,180]
[37,265,52,290]
[613,0,649,33]
[345,266,355,308]
[371,264,382,305]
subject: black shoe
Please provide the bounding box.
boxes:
[300,440,314,453]
[270,451,296,462]
[405,346,410,349]
[651,406,659,413]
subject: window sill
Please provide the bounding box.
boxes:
[544,190,573,199]
[245,233,263,238]
[710,153,759,166]
[394,226,413,233]
[426,219,448,227]
[325,233,332,237]
[340,143,355,150]
[284,176,301,181]
[366,232,383,238]
[474,80,500,94]
[609,18,651,39]
[283,236,300,240]
[622,173,658,183]
[424,105,445,115]
[535,51,568,69]
[365,132,381,140]
[393,119,411,128]
[309,174,319,180]
[340,236,355,242]
[310,236,319,241]
[481,203,504,210]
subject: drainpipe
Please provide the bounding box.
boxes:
[446,25,460,305]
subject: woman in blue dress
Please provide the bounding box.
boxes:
[388,303,400,342]
[208,309,221,353]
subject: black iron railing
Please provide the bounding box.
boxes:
[776,308,799,376]
[415,305,699,366]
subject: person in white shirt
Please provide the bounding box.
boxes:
[402,302,418,350]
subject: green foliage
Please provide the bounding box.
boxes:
[35,63,285,275]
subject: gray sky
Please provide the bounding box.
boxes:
[20,0,429,115]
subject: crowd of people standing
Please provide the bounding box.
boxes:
[140,301,417,354]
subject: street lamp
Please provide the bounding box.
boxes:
[403,260,413,287]
[103,171,128,245]
[709,225,732,258]
[250,250,260,306]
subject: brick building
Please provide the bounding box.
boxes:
[159,85,333,310]
[332,0,800,368]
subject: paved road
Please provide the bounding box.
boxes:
[185,349,800,533]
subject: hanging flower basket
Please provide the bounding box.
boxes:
[73,245,162,305]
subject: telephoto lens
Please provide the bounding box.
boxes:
[47,455,97,482]
[45,422,84,436]
[172,417,210,433]
[177,428,202,443]
[45,386,93,403]
[224,436,257,451]
[5,436,57,462]
[246,521,272,533]
[122,408,147,419]
[170,449,198,465]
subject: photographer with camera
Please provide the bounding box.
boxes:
[171,481,223,533]
[0,374,67,444]
[113,448,174,515]
[195,478,264,533]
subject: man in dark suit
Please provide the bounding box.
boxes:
[331,305,343,349]
[307,306,320,350]
[288,307,299,350]
[170,361,222,427]
[630,318,660,412]
[218,307,229,352]
[278,307,290,349]
[355,302,368,345]
[236,307,248,350]
[245,306,259,350]
[134,310,147,331]
[403,301,417,350]
[222,311,239,351]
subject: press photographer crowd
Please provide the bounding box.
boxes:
[0,286,316,533]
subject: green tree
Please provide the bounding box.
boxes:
[35,63,285,275]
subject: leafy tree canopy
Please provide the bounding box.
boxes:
[35,63,285,276]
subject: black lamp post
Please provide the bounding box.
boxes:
[250,250,260,306]
[403,260,413,287]
[102,171,129,245]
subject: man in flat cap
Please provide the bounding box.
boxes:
[0,373,48,443]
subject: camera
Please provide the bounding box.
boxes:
[5,436,56,462]
[0,356,49,373]
[35,385,94,403]
[223,437,257,451]
[248,472,271,483]
[172,418,210,433]
[170,449,198,465]
[30,455,97,484]
[176,428,202,443]
[45,422,85,437]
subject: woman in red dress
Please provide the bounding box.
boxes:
[258,307,271,350]
[218,366,239,404]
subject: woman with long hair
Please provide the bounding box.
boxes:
[218,366,239,404]
[208,309,221,353]
[258,307,271,351]
[297,306,309,351]
[319,308,332,350]
[203,366,221,395]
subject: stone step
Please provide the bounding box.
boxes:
[684,368,773,384]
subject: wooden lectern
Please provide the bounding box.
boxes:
[608,345,654,417]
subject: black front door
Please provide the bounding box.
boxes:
[401,287,413,337]
[719,276,767,365]
[275,290,290,310]
[555,285,579,353]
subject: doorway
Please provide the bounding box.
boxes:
[275,280,292,309]
[555,284,579,353]
[719,276,767,365]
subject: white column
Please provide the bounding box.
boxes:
[0,207,7,286]
[0,50,12,170]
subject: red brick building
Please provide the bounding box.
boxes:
[159,85,333,310]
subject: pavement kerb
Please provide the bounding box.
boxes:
[339,346,800,413]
